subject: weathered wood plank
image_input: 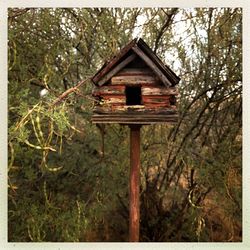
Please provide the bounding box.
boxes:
[94,106,177,114]
[92,39,137,84]
[94,105,177,113]
[98,53,137,86]
[112,105,146,112]
[94,105,126,113]
[143,96,170,104]
[91,115,179,124]
[138,38,180,84]
[144,103,170,108]
[111,75,159,85]
[92,85,125,96]
[102,97,126,104]
[102,94,125,100]
[124,105,177,112]
[112,82,159,87]
[92,120,178,125]
[129,124,141,242]
[116,68,153,76]
[92,118,178,122]
[92,115,178,119]
[92,113,178,119]
[143,95,170,100]
[132,46,172,87]
[142,87,178,95]
[93,115,178,118]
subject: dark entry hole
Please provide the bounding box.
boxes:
[169,95,176,105]
[125,86,142,105]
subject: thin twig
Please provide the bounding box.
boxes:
[51,78,91,107]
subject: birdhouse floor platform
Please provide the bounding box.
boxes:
[92,104,178,124]
[91,113,178,124]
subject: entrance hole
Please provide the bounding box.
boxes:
[125,86,142,105]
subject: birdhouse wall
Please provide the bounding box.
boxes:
[92,67,178,115]
[91,38,180,124]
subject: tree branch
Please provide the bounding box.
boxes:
[153,8,178,53]
[51,77,91,107]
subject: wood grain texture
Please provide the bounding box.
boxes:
[116,67,153,76]
[101,96,126,104]
[142,86,178,95]
[132,46,172,87]
[129,125,141,242]
[92,119,177,123]
[91,113,178,124]
[93,105,177,113]
[92,38,180,86]
[92,39,137,84]
[142,95,170,103]
[92,85,125,96]
[98,53,137,86]
[111,75,159,85]
[144,103,170,108]
[138,38,180,84]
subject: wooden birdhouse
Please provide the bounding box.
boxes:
[91,38,181,241]
[91,38,180,124]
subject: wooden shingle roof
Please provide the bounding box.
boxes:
[91,38,180,87]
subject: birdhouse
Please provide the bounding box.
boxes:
[91,38,180,124]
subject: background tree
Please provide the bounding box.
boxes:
[8,8,242,242]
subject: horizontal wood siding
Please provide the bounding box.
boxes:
[97,53,137,86]
[111,75,159,86]
[92,113,178,124]
[93,86,177,98]
[142,95,170,103]
[102,95,126,104]
[94,105,177,113]
[142,86,178,95]
[93,72,178,119]
[144,103,170,108]
[93,85,125,96]
[142,94,171,109]
[116,68,153,76]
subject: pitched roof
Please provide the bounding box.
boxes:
[91,38,180,87]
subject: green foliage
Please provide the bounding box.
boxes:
[8,8,242,242]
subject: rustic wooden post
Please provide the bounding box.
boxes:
[129,124,141,242]
[91,38,180,242]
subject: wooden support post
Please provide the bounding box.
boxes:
[129,124,141,242]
